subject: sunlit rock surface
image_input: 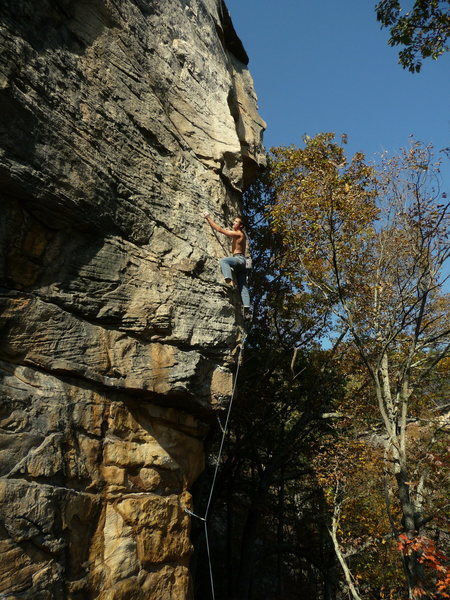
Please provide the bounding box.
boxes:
[0,0,265,597]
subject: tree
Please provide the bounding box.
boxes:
[376,0,450,72]
[312,349,450,600]
[269,133,450,598]
[191,171,345,600]
[314,435,401,600]
[191,322,346,600]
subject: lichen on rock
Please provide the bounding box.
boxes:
[0,0,265,598]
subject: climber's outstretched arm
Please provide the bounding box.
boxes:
[203,213,240,238]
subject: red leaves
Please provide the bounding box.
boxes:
[397,534,450,597]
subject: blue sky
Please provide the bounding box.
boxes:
[226,0,450,168]
[226,0,450,289]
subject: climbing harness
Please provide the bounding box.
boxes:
[184,333,247,600]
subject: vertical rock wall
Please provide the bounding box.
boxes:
[0,1,265,598]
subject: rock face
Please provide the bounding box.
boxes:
[0,1,265,598]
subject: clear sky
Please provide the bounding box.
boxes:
[226,0,450,171]
[226,0,450,289]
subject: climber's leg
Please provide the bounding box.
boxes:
[220,256,238,285]
[236,268,251,308]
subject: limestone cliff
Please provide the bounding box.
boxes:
[0,1,265,598]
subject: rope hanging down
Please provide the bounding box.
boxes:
[185,333,247,600]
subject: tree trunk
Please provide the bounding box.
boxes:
[320,500,338,600]
[226,472,235,600]
[329,509,363,600]
[395,464,425,598]
[276,475,285,598]
[235,504,262,600]
[379,354,424,598]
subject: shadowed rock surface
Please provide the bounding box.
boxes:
[0,0,265,598]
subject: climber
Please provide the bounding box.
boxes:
[203,212,251,310]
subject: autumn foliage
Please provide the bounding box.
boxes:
[267,134,450,599]
[398,534,450,598]
[192,134,449,600]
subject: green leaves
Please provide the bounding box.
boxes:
[376,0,450,72]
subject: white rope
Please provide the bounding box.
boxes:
[185,333,247,599]
[204,521,216,600]
[205,338,245,518]
[3,327,248,600]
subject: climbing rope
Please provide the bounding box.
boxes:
[185,333,247,600]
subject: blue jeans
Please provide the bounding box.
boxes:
[220,255,251,307]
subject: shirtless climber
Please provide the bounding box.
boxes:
[203,212,251,310]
